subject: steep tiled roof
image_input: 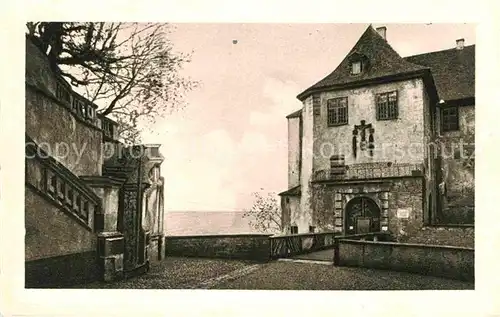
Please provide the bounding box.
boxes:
[286,109,302,119]
[404,45,475,101]
[297,25,429,100]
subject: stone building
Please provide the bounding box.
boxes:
[25,34,166,287]
[279,25,474,245]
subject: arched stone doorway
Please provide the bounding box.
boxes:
[344,196,381,234]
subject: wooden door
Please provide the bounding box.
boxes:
[345,197,381,234]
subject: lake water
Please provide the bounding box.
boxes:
[164,210,262,235]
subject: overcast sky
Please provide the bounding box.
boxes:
[140,23,476,212]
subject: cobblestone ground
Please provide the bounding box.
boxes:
[213,260,474,290]
[73,257,474,290]
[73,257,253,289]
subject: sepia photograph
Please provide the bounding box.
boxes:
[23,22,475,291]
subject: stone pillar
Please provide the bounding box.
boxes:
[97,232,125,282]
[81,176,126,282]
[156,177,165,260]
[334,193,344,233]
[141,144,165,262]
[379,191,390,232]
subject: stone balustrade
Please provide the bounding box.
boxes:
[54,79,100,128]
[25,135,101,231]
[100,115,120,142]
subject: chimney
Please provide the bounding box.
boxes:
[376,26,387,40]
[456,38,465,50]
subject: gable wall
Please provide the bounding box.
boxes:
[312,77,427,171]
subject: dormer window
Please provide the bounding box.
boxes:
[351,61,362,75]
[348,51,368,76]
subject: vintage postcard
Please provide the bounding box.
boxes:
[1,1,499,316]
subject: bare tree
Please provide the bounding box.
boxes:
[243,191,283,234]
[26,22,198,144]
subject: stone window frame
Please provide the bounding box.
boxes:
[290,225,299,234]
[376,90,399,121]
[441,106,459,132]
[327,97,349,126]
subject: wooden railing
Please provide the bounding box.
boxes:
[313,163,424,182]
[269,232,336,259]
[25,135,101,231]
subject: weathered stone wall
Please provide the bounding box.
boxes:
[281,195,306,233]
[25,38,105,286]
[90,186,120,232]
[313,78,426,169]
[288,116,301,188]
[388,178,424,241]
[310,177,424,239]
[25,250,100,288]
[25,187,97,261]
[288,196,301,231]
[25,186,100,287]
[439,105,475,224]
[25,39,103,177]
[422,87,437,225]
[336,239,474,281]
[311,184,339,232]
[165,234,272,262]
[406,225,474,248]
[299,96,314,233]
[149,235,165,261]
[280,196,291,233]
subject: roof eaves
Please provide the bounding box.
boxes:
[278,185,301,196]
[297,68,431,101]
[286,109,302,119]
[403,44,476,60]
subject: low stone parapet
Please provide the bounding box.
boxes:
[165,234,273,262]
[334,238,474,282]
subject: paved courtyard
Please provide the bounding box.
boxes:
[291,248,335,262]
[74,255,474,290]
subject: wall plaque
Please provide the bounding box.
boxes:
[397,208,411,219]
